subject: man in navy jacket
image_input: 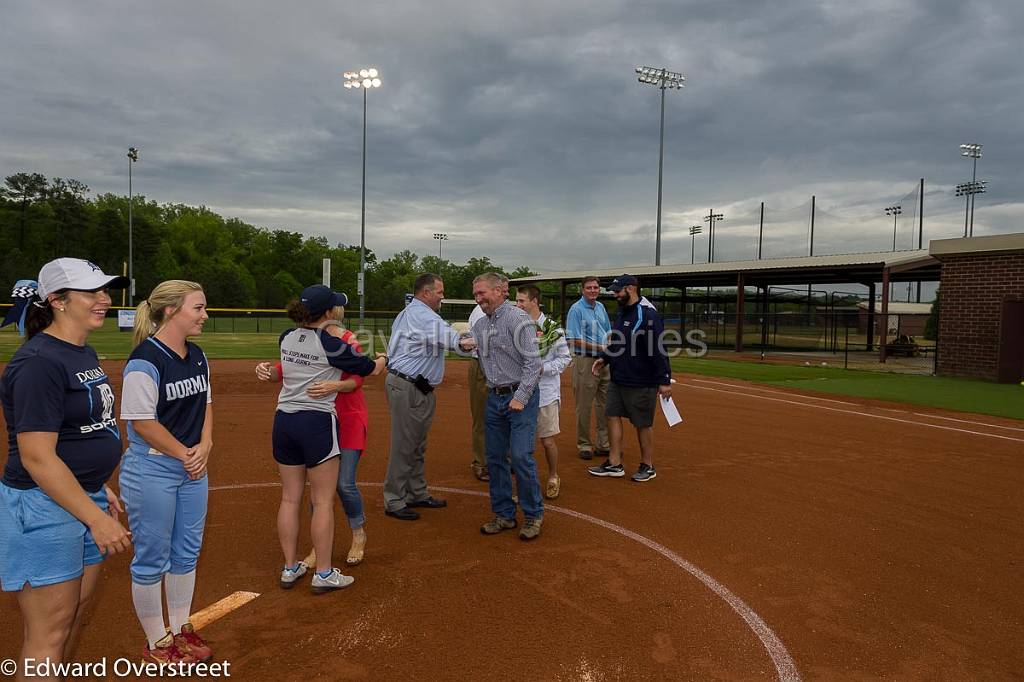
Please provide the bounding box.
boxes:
[587,275,672,482]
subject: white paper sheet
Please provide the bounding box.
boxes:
[659,396,683,427]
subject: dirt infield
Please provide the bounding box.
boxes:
[2,359,1023,680]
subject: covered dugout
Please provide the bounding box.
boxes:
[511,250,941,360]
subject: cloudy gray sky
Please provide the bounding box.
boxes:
[2,0,1021,273]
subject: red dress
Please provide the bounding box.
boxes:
[275,329,368,453]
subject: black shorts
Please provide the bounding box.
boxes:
[605,383,658,428]
[272,410,341,468]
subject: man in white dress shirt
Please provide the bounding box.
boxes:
[515,285,571,499]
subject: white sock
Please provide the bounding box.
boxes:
[132,581,168,649]
[165,571,197,634]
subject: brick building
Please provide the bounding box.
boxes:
[930,233,1024,382]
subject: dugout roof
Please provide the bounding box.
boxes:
[510,249,941,288]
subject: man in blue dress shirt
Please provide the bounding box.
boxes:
[565,276,612,460]
[383,273,474,520]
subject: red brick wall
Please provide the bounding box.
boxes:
[937,253,1024,380]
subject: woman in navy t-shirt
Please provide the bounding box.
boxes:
[0,258,132,670]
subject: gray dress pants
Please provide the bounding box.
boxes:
[382,373,437,511]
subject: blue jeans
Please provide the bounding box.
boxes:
[337,449,365,529]
[485,390,543,520]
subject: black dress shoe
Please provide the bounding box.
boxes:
[407,496,447,509]
[384,507,420,520]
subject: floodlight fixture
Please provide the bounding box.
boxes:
[958,141,984,237]
[959,143,982,159]
[634,64,686,266]
[127,147,140,304]
[343,66,383,325]
[704,211,724,262]
[689,225,702,264]
[433,232,449,259]
[885,205,902,251]
[344,68,381,90]
[954,181,987,197]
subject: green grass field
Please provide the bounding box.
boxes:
[0,318,397,361]
[4,325,1020,421]
[671,356,1024,420]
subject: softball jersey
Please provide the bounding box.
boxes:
[273,328,375,467]
[118,337,211,585]
[274,329,369,452]
[121,337,211,454]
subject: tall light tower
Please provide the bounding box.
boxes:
[704,210,724,262]
[635,66,685,266]
[885,205,902,251]
[433,232,448,259]
[343,67,382,326]
[689,225,702,265]
[127,146,138,305]
[959,143,983,237]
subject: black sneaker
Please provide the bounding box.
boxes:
[578,450,594,460]
[588,460,625,477]
[631,463,657,482]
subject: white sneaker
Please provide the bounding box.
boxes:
[311,567,355,594]
[279,562,308,589]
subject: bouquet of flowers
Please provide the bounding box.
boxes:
[536,317,564,357]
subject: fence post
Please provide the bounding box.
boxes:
[844,318,849,370]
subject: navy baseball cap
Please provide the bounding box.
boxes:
[608,274,638,292]
[300,285,349,316]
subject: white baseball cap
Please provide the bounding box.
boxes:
[37,258,130,299]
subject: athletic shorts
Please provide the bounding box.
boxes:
[605,383,658,428]
[272,410,341,468]
[0,483,109,592]
[537,401,560,439]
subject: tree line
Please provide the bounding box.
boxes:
[0,172,537,309]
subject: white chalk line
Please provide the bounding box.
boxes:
[684,377,1023,432]
[909,412,1024,433]
[688,378,857,405]
[208,480,800,681]
[682,383,1024,444]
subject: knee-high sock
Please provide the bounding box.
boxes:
[132,581,168,649]
[165,571,197,634]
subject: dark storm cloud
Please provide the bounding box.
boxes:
[2,0,1021,273]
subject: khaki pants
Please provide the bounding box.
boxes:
[468,359,488,469]
[571,356,610,453]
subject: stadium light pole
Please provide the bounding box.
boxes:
[885,205,902,251]
[344,67,382,326]
[959,143,982,237]
[127,147,138,305]
[433,232,448,259]
[704,210,723,262]
[955,180,987,238]
[635,66,684,266]
[689,225,702,264]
